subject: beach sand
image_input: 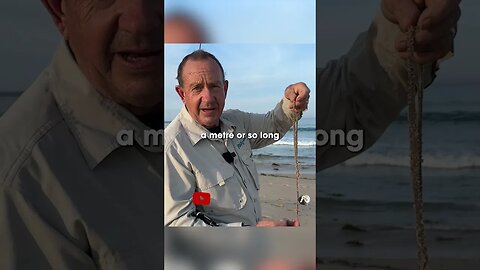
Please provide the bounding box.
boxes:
[317,222,480,269]
[317,258,480,270]
[254,163,480,269]
[316,165,480,270]
[258,173,316,227]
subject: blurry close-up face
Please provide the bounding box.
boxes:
[165,14,209,43]
[58,0,163,114]
[176,58,228,129]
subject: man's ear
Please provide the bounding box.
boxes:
[175,86,186,103]
[42,0,68,38]
[224,80,229,97]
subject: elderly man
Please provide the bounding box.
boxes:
[0,0,460,268]
[164,50,310,227]
[0,1,164,269]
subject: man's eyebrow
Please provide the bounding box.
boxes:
[189,80,222,89]
[207,81,222,86]
[189,82,203,88]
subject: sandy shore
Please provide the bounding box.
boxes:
[317,222,480,269]
[258,173,315,227]
[255,165,480,268]
[316,165,480,269]
[317,258,480,270]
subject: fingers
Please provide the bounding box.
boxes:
[257,219,299,227]
[389,0,460,63]
[419,0,462,29]
[395,18,456,53]
[257,219,288,227]
[256,220,273,227]
[394,4,459,63]
[382,0,422,31]
[418,9,459,45]
[395,1,422,31]
[289,102,308,113]
[278,219,289,226]
[383,0,461,31]
[285,82,310,112]
[396,29,455,63]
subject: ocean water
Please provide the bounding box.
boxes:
[0,94,18,116]
[252,117,316,172]
[318,166,480,229]
[318,84,480,232]
[162,116,316,174]
[341,84,480,170]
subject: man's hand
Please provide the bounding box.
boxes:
[284,82,310,113]
[256,218,300,227]
[381,0,461,64]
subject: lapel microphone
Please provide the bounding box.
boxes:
[188,210,219,227]
[222,152,236,163]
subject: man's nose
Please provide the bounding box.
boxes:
[201,87,216,102]
[118,0,162,35]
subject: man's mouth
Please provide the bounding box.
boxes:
[116,50,162,70]
[120,51,159,61]
[201,108,216,114]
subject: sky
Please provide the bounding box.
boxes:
[165,0,316,44]
[164,44,316,120]
[164,1,316,121]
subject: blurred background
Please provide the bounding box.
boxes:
[0,1,59,113]
[0,0,317,269]
[317,1,480,269]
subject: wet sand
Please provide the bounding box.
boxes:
[317,222,480,269]
[258,173,315,227]
[316,165,480,269]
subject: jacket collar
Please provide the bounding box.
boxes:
[49,41,162,169]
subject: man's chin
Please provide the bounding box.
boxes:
[128,101,163,115]
[110,87,163,115]
[199,118,220,129]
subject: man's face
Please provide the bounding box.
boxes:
[176,59,228,129]
[61,0,163,115]
[165,15,208,43]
